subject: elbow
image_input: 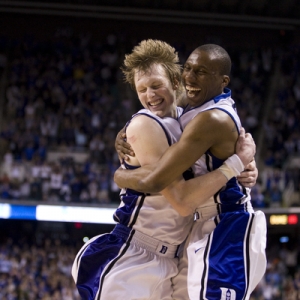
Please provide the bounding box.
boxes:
[176,205,194,217]
[113,173,122,188]
[138,178,164,193]
[172,197,195,217]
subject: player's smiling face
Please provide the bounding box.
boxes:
[134,64,177,118]
[182,49,228,107]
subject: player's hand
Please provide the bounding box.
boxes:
[114,166,126,188]
[115,127,135,162]
[235,127,256,167]
[237,159,258,188]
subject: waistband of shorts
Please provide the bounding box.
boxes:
[194,201,254,222]
[112,223,132,240]
[112,224,179,258]
[132,230,180,258]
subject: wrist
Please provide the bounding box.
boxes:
[218,154,244,181]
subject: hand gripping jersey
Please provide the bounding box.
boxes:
[173,89,267,300]
[72,108,193,300]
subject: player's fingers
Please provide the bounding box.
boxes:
[244,182,256,188]
[116,150,126,162]
[238,170,255,178]
[245,133,255,144]
[244,133,253,140]
[239,127,245,138]
[237,177,256,187]
[245,160,256,170]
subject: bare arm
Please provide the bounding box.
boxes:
[114,110,245,192]
[160,169,228,216]
[159,129,255,216]
[114,126,257,189]
[114,127,255,216]
[121,113,242,213]
[125,115,171,167]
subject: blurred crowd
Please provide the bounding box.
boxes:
[251,43,300,209]
[0,29,134,205]
[250,240,300,300]
[0,237,80,300]
[0,232,299,300]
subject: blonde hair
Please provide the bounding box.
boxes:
[122,39,183,96]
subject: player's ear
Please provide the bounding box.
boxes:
[222,75,230,88]
[173,79,179,90]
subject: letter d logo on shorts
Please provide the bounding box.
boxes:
[159,245,168,254]
[220,287,236,300]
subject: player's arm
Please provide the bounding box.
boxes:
[124,115,170,168]
[114,110,238,192]
[160,129,255,216]
[115,127,258,189]
[120,117,254,216]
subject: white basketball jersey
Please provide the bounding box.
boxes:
[179,88,251,206]
[114,107,193,245]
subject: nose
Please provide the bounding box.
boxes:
[147,88,155,99]
[184,69,196,81]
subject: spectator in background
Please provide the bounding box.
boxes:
[269,185,283,207]
[280,243,298,279]
[49,164,63,202]
[20,178,31,200]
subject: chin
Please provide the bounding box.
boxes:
[155,112,164,118]
[188,96,202,106]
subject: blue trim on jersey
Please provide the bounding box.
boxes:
[201,212,253,300]
[76,225,134,300]
[113,162,145,227]
[213,88,231,103]
[182,88,232,113]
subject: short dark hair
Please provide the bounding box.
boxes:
[196,44,231,76]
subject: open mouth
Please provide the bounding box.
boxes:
[149,99,163,107]
[186,86,201,98]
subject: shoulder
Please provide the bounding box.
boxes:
[128,113,160,132]
[182,108,238,144]
[126,113,170,166]
[190,108,234,129]
[126,114,166,143]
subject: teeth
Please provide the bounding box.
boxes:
[186,86,200,98]
[150,99,163,106]
[186,87,200,92]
